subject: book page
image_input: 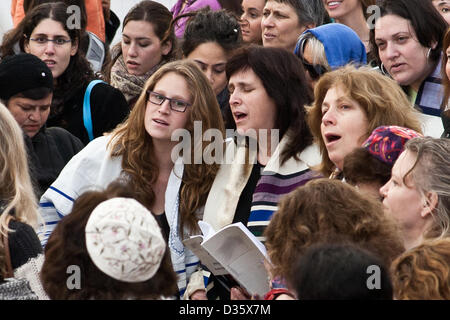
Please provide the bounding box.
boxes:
[182,235,228,275]
[202,223,270,296]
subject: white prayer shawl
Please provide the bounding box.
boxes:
[39,135,201,297]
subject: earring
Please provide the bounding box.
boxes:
[426,48,432,60]
[380,63,388,75]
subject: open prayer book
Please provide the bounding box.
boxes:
[183,221,270,297]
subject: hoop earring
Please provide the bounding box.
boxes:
[426,48,432,60]
[380,63,388,75]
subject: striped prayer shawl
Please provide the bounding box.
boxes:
[248,169,319,242]
[415,58,444,117]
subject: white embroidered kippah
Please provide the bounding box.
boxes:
[85,197,166,283]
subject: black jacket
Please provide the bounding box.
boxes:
[442,111,450,139]
[25,127,84,198]
[7,219,42,270]
[46,81,129,145]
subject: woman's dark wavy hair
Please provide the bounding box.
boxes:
[1,2,95,106]
[226,45,313,165]
[40,180,178,300]
[369,0,447,65]
[180,8,242,57]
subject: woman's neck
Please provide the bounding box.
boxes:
[257,129,279,166]
[336,11,370,51]
[409,59,438,93]
[152,139,176,174]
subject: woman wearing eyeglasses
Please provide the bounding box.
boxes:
[294,23,367,90]
[39,59,225,299]
[1,2,129,145]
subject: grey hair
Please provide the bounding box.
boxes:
[267,0,328,27]
[297,32,330,69]
[404,137,450,238]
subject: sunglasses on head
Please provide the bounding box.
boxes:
[295,36,328,81]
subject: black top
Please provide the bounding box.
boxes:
[232,162,265,226]
[7,219,42,270]
[154,212,170,243]
[105,10,121,46]
[442,111,450,139]
[47,82,129,145]
[207,162,265,300]
[25,127,84,198]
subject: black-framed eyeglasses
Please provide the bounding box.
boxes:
[29,37,72,46]
[294,36,328,81]
[301,60,328,81]
[147,91,191,113]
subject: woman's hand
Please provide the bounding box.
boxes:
[190,289,208,300]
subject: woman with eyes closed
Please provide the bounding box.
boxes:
[39,59,225,300]
[0,2,129,146]
[107,1,178,108]
[202,45,321,300]
[240,0,265,44]
[182,8,242,129]
[261,0,328,53]
[307,65,423,179]
[370,0,447,138]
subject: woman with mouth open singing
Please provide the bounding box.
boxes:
[307,65,423,180]
[0,2,129,146]
[201,45,322,300]
[38,59,225,300]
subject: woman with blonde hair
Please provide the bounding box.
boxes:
[307,65,423,178]
[0,103,42,279]
[39,59,225,299]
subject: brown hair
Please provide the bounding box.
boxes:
[391,238,450,300]
[226,45,313,165]
[41,180,178,299]
[108,60,224,235]
[105,0,178,82]
[264,178,404,279]
[307,65,423,177]
[343,148,392,187]
[441,27,450,117]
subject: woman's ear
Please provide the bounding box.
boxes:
[420,191,438,218]
[24,35,30,53]
[162,40,172,56]
[70,39,79,56]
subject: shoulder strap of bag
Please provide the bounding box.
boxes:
[83,80,106,142]
[1,215,14,278]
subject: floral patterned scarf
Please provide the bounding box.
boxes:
[110,54,166,106]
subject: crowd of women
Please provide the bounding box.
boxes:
[0,0,449,301]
